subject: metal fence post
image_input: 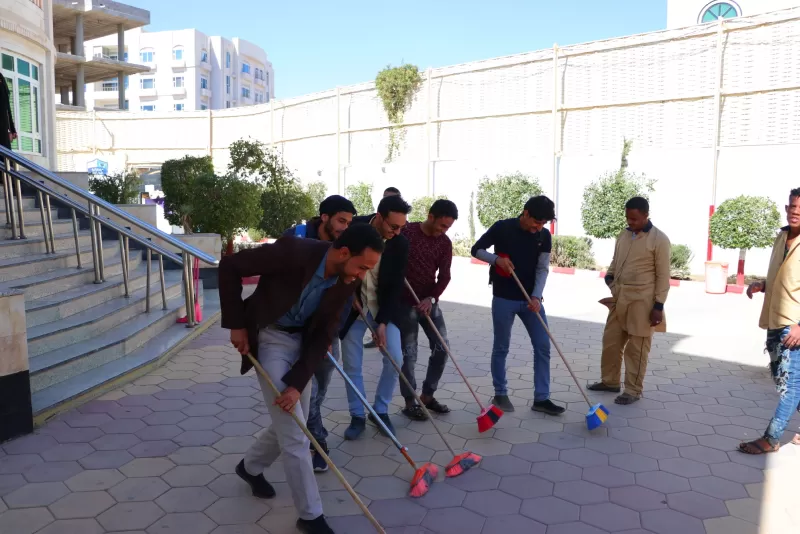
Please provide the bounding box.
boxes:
[708,20,725,262]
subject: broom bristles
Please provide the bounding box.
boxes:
[445,452,482,478]
[409,463,438,498]
[477,405,503,433]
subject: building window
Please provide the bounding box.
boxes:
[241,87,250,98]
[174,103,184,111]
[225,52,231,69]
[141,105,155,111]
[124,100,129,110]
[200,49,208,63]
[699,1,740,23]
[200,77,209,90]
[200,104,208,110]
[265,71,269,86]
[242,62,250,74]
[226,75,231,94]
[266,90,270,102]
[226,101,231,109]
[1,53,42,154]
[101,81,118,92]
[140,77,155,89]
[172,47,184,61]
[139,49,155,63]
[173,76,184,88]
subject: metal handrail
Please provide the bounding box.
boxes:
[0,146,218,267]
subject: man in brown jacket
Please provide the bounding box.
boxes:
[218,223,384,534]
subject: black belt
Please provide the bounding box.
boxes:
[268,324,303,334]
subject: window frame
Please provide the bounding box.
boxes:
[140,104,156,111]
[1,51,42,155]
[174,103,185,111]
[139,49,155,63]
[140,77,155,90]
[241,86,250,99]
[172,47,184,61]
[698,1,741,23]
[200,49,208,63]
[200,76,209,90]
[173,76,185,88]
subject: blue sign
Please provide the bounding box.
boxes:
[87,159,109,176]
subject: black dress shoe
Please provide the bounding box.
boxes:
[491,395,515,413]
[296,514,335,534]
[235,459,276,498]
[532,399,566,416]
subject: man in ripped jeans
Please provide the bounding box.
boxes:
[739,187,800,454]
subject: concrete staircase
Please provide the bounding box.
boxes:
[0,185,219,419]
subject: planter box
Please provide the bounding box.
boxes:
[471,258,488,266]
[670,279,681,287]
[726,284,744,294]
[552,266,575,275]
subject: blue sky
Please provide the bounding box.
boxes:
[129,0,666,98]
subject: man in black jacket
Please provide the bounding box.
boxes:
[340,194,411,440]
[0,73,17,150]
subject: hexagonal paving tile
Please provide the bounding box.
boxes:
[666,491,729,519]
[580,502,641,531]
[545,521,608,534]
[636,471,691,494]
[520,495,580,524]
[529,460,582,482]
[689,475,748,500]
[4,481,69,508]
[78,450,134,470]
[0,507,55,534]
[146,512,217,534]
[36,518,105,534]
[97,501,165,531]
[631,440,680,459]
[678,445,730,464]
[641,508,705,534]
[481,514,546,534]
[509,443,559,463]
[50,491,115,519]
[204,496,271,525]
[420,505,485,534]
[414,480,467,509]
[658,457,712,478]
[162,465,220,487]
[156,486,219,512]
[442,468,500,492]
[108,477,170,502]
[367,498,426,527]
[128,440,180,458]
[121,457,176,477]
[354,475,415,500]
[559,448,608,468]
[581,465,635,488]
[41,443,94,462]
[709,461,764,484]
[23,460,83,482]
[344,455,400,477]
[610,485,667,511]
[479,454,531,476]
[65,469,125,491]
[553,480,608,505]
[498,474,553,499]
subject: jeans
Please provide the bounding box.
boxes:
[244,328,322,520]
[765,326,800,442]
[341,311,403,416]
[491,296,551,401]
[306,339,339,444]
[399,303,449,400]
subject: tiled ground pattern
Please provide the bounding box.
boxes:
[1,302,797,534]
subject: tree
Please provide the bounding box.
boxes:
[375,64,423,162]
[305,181,327,213]
[476,172,542,228]
[710,195,780,285]
[226,138,315,237]
[409,195,448,223]
[670,244,694,280]
[191,173,262,253]
[468,191,476,242]
[581,139,655,239]
[345,182,374,215]
[89,170,142,204]
[160,155,215,233]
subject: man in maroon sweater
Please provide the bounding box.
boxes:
[399,199,458,420]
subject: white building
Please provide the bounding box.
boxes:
[83,28,274,112]
[667,0,800,28]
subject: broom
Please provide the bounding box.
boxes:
[243,352,386,534]
[354,301,481,477]
[326,351,437,497]
[404,280,503,432]
[508,271,609,431]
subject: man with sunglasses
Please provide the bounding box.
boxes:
[340,194,411,440]
[471,195,565,416]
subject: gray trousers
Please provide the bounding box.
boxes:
[243,328,322,520]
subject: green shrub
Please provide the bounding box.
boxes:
[345,182,374,215]
[89,170,142,205]
[160,155,214,233]
[191,173,262,249]
[551,236,596,269]
[410,195,448,223]
[305,181,327,216]
[670,244,693,280]
[476,172,542,228]
[451,237,472,258]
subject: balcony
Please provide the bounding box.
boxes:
[169,86,187,97]
[255,76,265,86]
[171,59,186,69]
[139,87,158,98]
[199,60,211,72]
[201,88,212,98]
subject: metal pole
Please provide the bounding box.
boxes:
[37,191,51,253]
[336,86,341,194]
[2,164,10,226]
[70,208,82,268]
[182,252,193,328]
[94,204,105,281]
[119,236,129,297]
[158,254,167,310]
[708,20,725,262]
[14,175,26,239]
[45,195,55,253]
[551,43,559,236]
[145,246,152,313]
[187,256,196,326]
[426,67,432,196]
[123,235,130,287]
[6,159,17,239]
[88,201,101,283]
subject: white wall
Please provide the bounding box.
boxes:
[667,0,800,28]
[56,8,800,275]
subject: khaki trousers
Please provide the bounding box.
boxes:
[600,310,652,397]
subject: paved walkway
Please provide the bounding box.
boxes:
[2,261,799,534]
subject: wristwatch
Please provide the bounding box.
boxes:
[429,297,436,305]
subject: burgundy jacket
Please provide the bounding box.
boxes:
[218,237,356,390]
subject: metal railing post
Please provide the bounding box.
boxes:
[123,235,130,284]
[44,194,55,253]
[158,254,167,310]
[94,204,105,281]
[182,252,194,328]
[37,191,51,253]
[145,238,152,313]
[88,200,101,283]
[119,235,129,297]
[14,174,25,239]
[2,161,11,226]
[70,208,82,268]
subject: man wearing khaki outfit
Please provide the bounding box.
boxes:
[589,197,671,405]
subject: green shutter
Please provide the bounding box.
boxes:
[33,86,39,135]
[32,65,39,81]
[18,79,32,134]
[2,54,14,72]
[16,59,30,77]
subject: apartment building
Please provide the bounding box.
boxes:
[84,27,274,112]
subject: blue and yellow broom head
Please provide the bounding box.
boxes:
[445,452,482,478]
[409,462,438,498]
[586,403,609,431]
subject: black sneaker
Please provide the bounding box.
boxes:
[344,416,366,440]
[235,459,276,499]
[296,514,335,534]
[492,395,515,413]
[532,399,566,416]
[368,412,396,437]
[363,340,377,349]
[312,441,329,473]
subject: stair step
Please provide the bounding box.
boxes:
[26,261,159,327]
[1,218,74,239]
[0,196,37,210]
[0,250,140,301]
[0,208,59,224]
[29,285,204,394]
[0,241,120,282]
[0,231,92,258]
[31,293,220,415]
[27,272,183,357]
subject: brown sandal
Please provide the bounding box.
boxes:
[738,437,780,455]
[792,434,800,446]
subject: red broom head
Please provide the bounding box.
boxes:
[409,463,438,498]
[477,405,503,433]
[445,452,482,478]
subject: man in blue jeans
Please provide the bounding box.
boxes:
[739,187,800,454]
[471,196,565,415]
